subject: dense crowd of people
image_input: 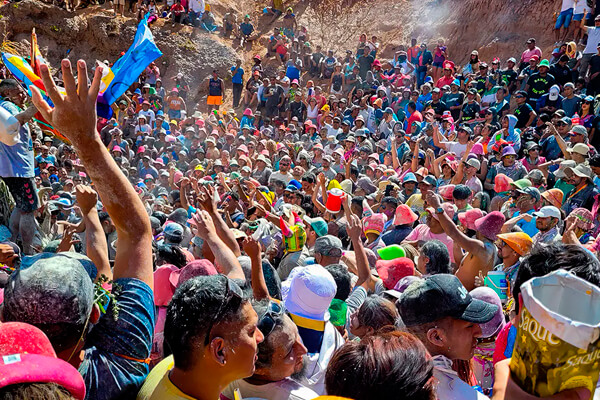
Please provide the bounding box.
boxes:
[3,0,600,399]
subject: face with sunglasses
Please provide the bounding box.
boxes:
[254,301,307,381]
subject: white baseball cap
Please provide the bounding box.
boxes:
[533,206,561,220]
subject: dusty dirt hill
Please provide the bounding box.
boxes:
[0,0,563,104]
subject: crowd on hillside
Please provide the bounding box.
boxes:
[3,0,600,399]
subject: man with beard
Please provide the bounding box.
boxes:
[221,300,317,400]
[531,206,562,246]
[501,186,541,238]
[562,164,599,213]
[399,274,497,400]
[270,155,294,185]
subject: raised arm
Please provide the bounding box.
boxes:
[198,184,242,257]
[75,185,111,281]
[189,210,245,280]
[32,60,153,288]
[550,123,569,158]
[424,190,486,254]
[391,137,400,170]
[346,206,377,291]
[242,237,270,300]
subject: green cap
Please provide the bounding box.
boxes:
[510,178,532,190]
[539,59,550,68]
[328,299,348,327]
[303,216,328,237]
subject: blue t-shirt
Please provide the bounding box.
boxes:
[0,100,35,178]
[231,66,244,84]
[514,209,539,238]
[80,278,155,400]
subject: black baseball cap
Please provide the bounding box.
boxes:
[398,274,498,326]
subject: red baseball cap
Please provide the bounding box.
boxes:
[0,322,86,399]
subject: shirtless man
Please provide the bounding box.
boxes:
[424,191,504,290]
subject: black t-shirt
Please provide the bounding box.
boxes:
[289,100,307,122]
[526,72,555,99]
[443,92,464,120]
[500,69,518,89]
[358,54,375,79]
[476,73,489,94]
[590,55,600,76]
[425,99,447,116]
[549,63,571,86]
[265,84,284,109]
[462,101,480,121]
[514,103,534,129]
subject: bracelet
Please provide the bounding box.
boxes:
[265,211,270,218]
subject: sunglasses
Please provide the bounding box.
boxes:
[280,162,290,166]
[204,276,243,345]
[257,301,284,337]
[515,95,525,99]
[556,122,567,127]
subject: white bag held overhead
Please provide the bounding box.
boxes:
[0,105,21,146]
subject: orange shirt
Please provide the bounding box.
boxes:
[166,95,184,110]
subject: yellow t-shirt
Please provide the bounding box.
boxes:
[137,355,195,400]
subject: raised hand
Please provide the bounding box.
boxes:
[188,210,217,240]
[30,60,102,147]
[242,236,261,259]
[75,184,98,215]
[0,244,18,265]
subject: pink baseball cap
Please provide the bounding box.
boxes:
[111,146,122,153]
[0,322,86,399]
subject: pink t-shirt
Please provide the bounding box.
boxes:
[521,47,542,63]
[405,224,455,261]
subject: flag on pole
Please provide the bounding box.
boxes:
[30,28,48,77]
[2,52,71,143]
[98,13,162,118]
[2,52,46,94]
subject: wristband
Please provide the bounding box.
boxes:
[265,211,270,218]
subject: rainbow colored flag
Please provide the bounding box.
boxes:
[2,51,71,143]
[2,52,45,94]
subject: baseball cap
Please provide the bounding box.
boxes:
[517,186,541,202]
[163,222,184,244]
[314,235,343,258]
[169,259,218,289]
[303,216,328,237]
[571,125,588,136]
[568,143,590,156]
[0,322,86,399]
[398,274,499,326]
[510,178,532,190]
[2,253,95,327]
[533,206,561,220]
[549,85,560,101]
[283,265,337,321]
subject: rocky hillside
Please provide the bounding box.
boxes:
[0,0,240,103]
[0,0,563,103]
